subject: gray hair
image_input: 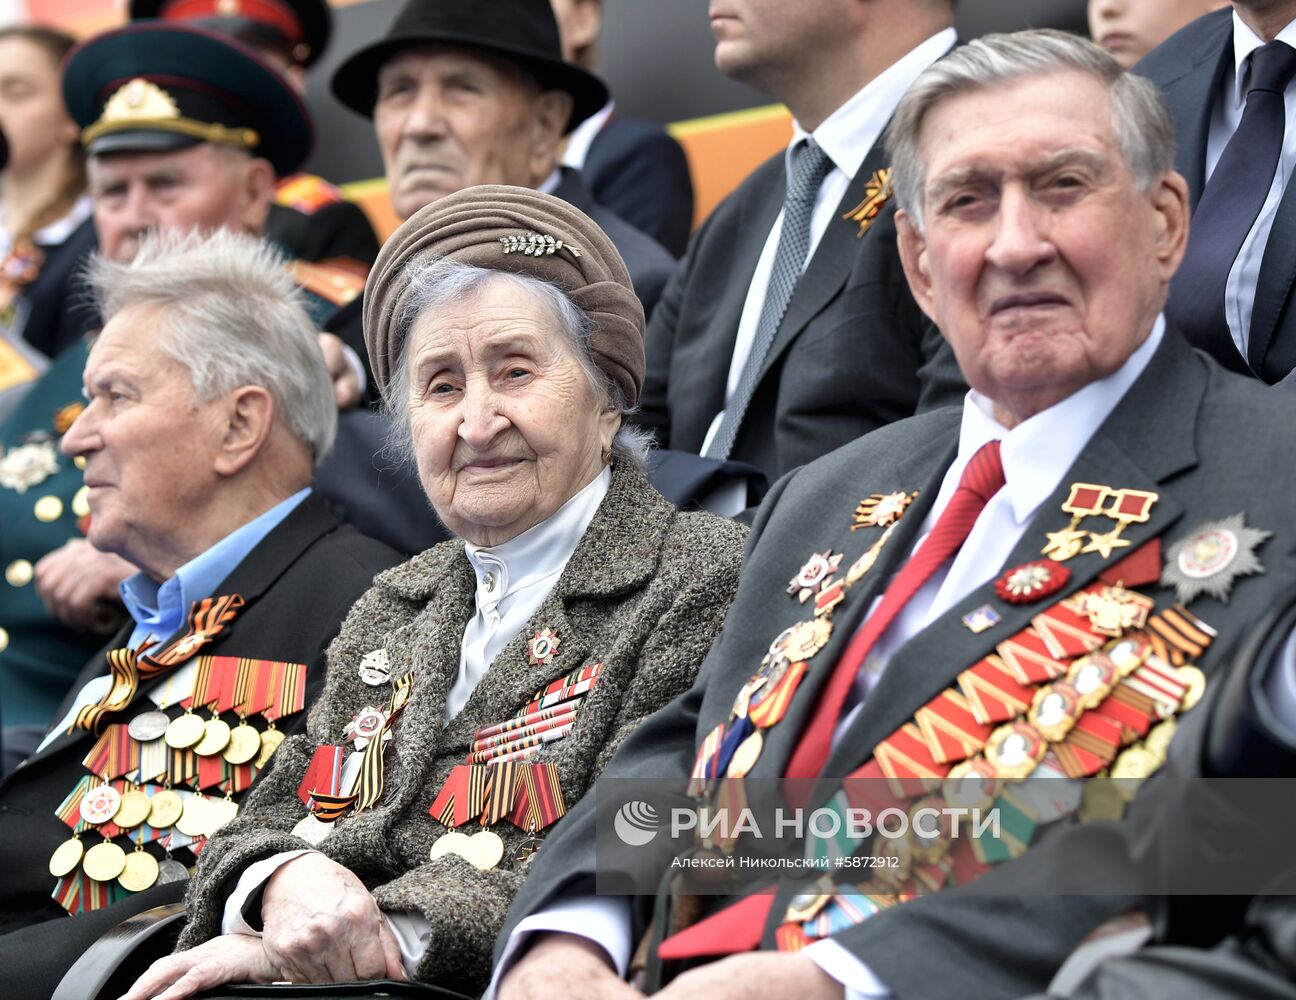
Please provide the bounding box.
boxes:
[384,259,652,470]
[87,229,337,463]
[888,29,1175,229]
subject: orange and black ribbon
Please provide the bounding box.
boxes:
[354,671,413,813]
[141,595,245,672]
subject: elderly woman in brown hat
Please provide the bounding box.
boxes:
[121,188,747,999]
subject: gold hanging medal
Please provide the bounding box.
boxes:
[165,710,205,750]
[147,789,184,829]
[82,840,128,882]
[256,725,286,767]
[175,794,209,837]
[726,729,764,779]
[113,787,153,829]
[79,783,122,826]
[193,716,231,757]
[48,837,84,878]
[118,846,160,892]
[223,722,261,764]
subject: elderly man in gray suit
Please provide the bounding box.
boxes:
[492,29,1296,1000]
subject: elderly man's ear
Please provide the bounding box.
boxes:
[527,90,575,183]
[239,157,278,235]
[895,209,935,323]
[213,385,277,477]
[1149,169,1190,283]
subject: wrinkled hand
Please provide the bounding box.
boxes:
[497,933,643,1000]
[261,852,406,983]
[655,953,844,1000]
[317,332,362,411]
[118,932,276,1000]
[35,538,132,633]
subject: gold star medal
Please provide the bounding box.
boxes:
[1081,488,1158,559]
[787,550,842,602]
[527,628,561,667]
[1043,483,1111,562]
[1161,514,1272,604]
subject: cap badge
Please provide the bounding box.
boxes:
[107,78,180,121]
[1161,514,1271,604]
[499,232,583,260]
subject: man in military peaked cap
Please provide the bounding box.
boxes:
[328,0,674,316]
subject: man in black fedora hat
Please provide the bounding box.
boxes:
[329,0,675,315]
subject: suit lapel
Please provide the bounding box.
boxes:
[22,494,344,765]
[1158,13,1232,206]
[754,141,893,389]
[818,334,1205,781]
[1249,180,1296,372]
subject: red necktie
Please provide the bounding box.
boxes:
[783,440,1005,787]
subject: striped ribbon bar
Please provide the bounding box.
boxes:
[481,761,521,826]
[82,724,138,781]
[428,764,490,827]
[507,762,566,831]
[747,662,807,729]
[471,703,581,754]
[687,724,725,797]
[297,745,344,809]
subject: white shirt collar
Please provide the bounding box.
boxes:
[1230,11,1296,109]
[538,168,564,195]
[0,194,92,258]
[562,100,615,171]
[956,315,1165,526]
[464,466,611,605]
[788,28,957,181]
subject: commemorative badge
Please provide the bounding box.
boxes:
[343,706,389,750]
[852,491,915,531]
[0,438,58,492]
[774,618,833,664]
[984,720,1047,781]
[357,648,391,686]
[788,551,842,602]
[995,561,1070,604]
[961,605,1002,635]
[527,628,561,667]
[1068,585,1154,638]
[1161,514,1271,604]
[841,168,894,238]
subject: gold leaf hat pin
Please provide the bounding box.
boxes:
[842,167,895,238]
[499,231,583,260]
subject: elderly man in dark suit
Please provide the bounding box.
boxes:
[0,228,400,999]
[636,0,966,497]
[494,29,1296,1000]
[330,0,674,316]
[1136,1,1296,385]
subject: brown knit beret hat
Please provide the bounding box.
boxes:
[363,184,646,408]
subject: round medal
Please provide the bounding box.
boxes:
[175,796,209,837]
[511,837,543,870]
[83,841,128,882]
[155,859,190,884]
[33,495,63,522]
[128,710,171,743]
[113,789,153,829]
[1144,718,1178,761]
[118,850,160,892]
[985,721,1046,782]
[1067,654,1119,710]
[459,830,505,870]
[1111,746,1158,799]
[785,877,834,923]
[71,485,91,519]
[204,797,240,836]
[1027,682,1083,743]
[164,713,205,750]
[942,757,999,813]
[193,718,232,757]
[48,837,84,878]
[1176,665,1206,712]
[256,727,286,767]
[776,618,833,663]
[5,559,33,588]
[148,789,184,829]
[80,784,122,825]
[290,812,334,846]
[428,830,473,862]
[222,723,262,765]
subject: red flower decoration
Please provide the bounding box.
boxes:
[994,560,1070,604]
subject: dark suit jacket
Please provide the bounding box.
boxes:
[265,200,381,268]
[1136,9,1296,383]
[636,141,966,487]
[500,331,1296,1000]
[13,215,99,361]
[0,494,399,937]
[552,166,675,318]
[582,116,694,258]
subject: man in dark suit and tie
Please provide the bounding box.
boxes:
[636,0,966,495]
[1137,1,1296,384]
[492,30,1296,1000]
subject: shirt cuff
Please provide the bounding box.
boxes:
[483,895,633,1000]
[386,910,433,976]
[1260,625,1296,744]
[802,939,893,999]
[220,849,316,935]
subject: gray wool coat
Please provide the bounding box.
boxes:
[176,461,747,994]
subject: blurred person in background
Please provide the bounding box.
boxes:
[550,0,695,257]
[1089,0,1227,67]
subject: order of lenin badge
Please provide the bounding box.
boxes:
[527,628,561,667]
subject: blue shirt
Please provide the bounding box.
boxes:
[120,489,310,650]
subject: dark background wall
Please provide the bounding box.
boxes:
[306,0,1089,183]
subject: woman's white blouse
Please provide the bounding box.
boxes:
[450,467,612,718]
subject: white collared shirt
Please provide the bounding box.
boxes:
[1206,12,1296,370]
[486,318,1165,1000]
[562,100,616,171]
[451,467,611,717]
[0,195,92,258]
[698,28,958,454]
